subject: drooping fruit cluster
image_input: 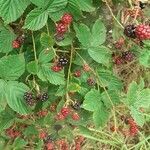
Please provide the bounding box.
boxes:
[55,13,73,41]
[135,24,150,40]
[12,34,25,48]
[127,118,138,136]
[24,92,35,106]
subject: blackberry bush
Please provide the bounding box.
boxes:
[0,0,149,150]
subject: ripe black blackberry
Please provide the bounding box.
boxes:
[87,78,96,86]
[24,92,35,106]
[124,25,136,38]
[37,93,49,102]
[139,1,147,9]
[72,101,81,110]
[17,34,25,44]
[57,56,68,66]
[122,51,134,62]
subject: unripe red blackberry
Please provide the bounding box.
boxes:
[135,24,150,40]
[56,113,65,120]
[56,21,67,34]
[12,40,21,48]
[83,64,91,72]
[72,113,80,121]
[57,56,68,67]
[51,65,63,72]
[124,25,136,38]
[61,107,71,117]
[122,51,134,62]
[74,70,81,77]
[24,92,35,106]
[113,56,124,65]
[61,13,73,25]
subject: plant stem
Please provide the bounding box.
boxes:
[65,45,74,105]
[104,0,124,29]
[31,32,38,63]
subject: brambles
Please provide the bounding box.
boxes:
[0,1,149,149]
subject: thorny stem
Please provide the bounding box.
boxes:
[31,32,38,63]
[104,0,124,29]
[65,45,74,105]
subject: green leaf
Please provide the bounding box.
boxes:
[91,19,106,46]
[0,0,30,23]
[37,63,65,85]
[13,138,28,149]
[134,89,150,109]
[27,61,39,75]
[74,23,91,47]
[47,0,68,13]
[97,70,122,90]
[127,81,138,106]
[5,81,31,114]
[0,111,15,132]
[93,104,109,127]
[66,0,82,20]
[23,8,48,31]
[83,89,101,112]
[0,27,15,53]
[78,0,95,12]
[38,48,55,64]
[0,80,7,112]
[30,0,49,7]
[130,106,145,127]
[0,54,25,80]
[68,83,81,92]
[40,33,54,47]
[88,46,111,66]
[139,49,150,68]
[101,90,120,108]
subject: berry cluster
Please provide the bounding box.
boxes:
[24,92,35,106]
[37,93,49,102]
[127,118,138,136]
[55,13,73,41]
[12,34,25,48]
[124,24,150,41]
[6,128,21,139]
[56,107,80,121]
[51,56,68,72]
[113,51,134,65]
[75,136,85,150]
